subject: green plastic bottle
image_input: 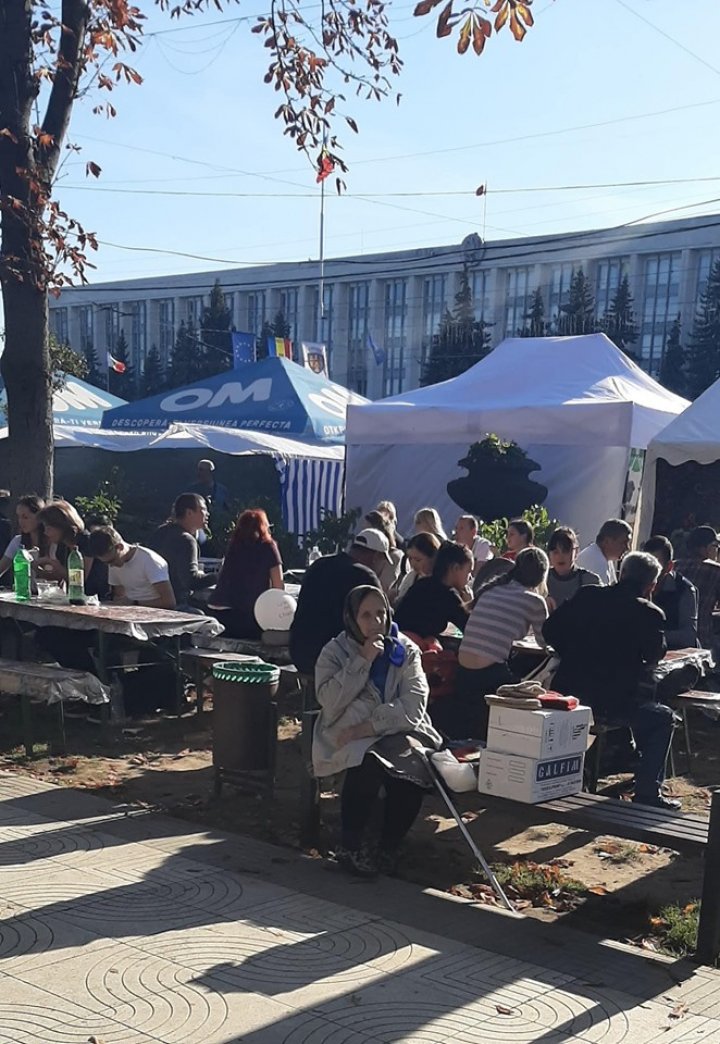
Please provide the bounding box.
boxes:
[67,547,85,605]
[13,547,32,602]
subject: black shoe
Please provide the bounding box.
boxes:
[332,845,378,878]
[634,793,682,811]
[376,846,401,877]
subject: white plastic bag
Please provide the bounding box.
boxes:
[431,749,477,793]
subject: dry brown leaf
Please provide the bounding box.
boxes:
[669,1004,689,1020]
[496,1004,515,1016]
[588,886,609,896]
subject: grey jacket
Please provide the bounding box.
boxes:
[312,631,441,777]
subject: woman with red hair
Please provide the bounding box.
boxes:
[208,509,284,637]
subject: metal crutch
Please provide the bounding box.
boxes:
[410,738,516,914]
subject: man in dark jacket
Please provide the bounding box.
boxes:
[544,551,679,809]
[643,535,699,650]
[289,529,386,675]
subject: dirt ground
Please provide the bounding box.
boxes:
[1,688,717,952]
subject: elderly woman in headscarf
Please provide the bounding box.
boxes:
[313,585,441,877]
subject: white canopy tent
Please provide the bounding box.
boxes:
[0,422,345,536]
[345,334,688,544]
[637,378,720,543]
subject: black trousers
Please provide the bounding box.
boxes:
[430,661,514,741]
[341,753,424,851]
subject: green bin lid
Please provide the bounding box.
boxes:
[212,661,280,684]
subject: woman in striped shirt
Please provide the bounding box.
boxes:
[432,547,549,740]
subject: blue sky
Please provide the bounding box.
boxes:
[50,0,720,283]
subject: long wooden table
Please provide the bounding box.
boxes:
[0,594,223,714]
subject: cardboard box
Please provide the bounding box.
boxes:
[486,704,591,760]
[478,749,585,804]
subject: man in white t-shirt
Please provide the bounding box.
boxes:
[455,515,494,566]
[576,518,632,586]
[86,527,176,609]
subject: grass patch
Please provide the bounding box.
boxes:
[491,860,587,909]
[647,901,699,957]
[593,840,642,865]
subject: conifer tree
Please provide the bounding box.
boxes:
[169,319,203,389]
[521,287,547,337]
[81,343,103,388]
[686,259,720,399]
[142,344,165,397]
[200,279,232,377]
[109,330,136,399]
[420,268,492,386]
[602,274,638,359]
[558,267,597,335]
[257,311,292,360]
[659,315,686,397]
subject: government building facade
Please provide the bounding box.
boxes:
[50,213,720,398]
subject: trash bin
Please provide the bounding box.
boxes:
[211,661,280,795]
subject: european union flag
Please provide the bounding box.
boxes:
[367,332,385,366]
[231,331,255,368]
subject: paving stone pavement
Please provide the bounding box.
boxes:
[1,770,720,1043]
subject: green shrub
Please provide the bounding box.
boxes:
[478,504,562,553]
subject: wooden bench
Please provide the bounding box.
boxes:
[180,648,300,716]
[0,658,111,757]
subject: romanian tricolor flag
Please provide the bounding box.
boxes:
[267,336,293,360]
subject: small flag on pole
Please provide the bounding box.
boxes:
[301,342,328,377]
[106,351,126,374]
[367,332,385,366]
[231,331,256,368]
[315,147,335,184]
[267,336,293,360]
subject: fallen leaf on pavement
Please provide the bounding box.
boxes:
[669,1004,689,1020]
[496,1005,515,1016]
[588,886,609,895]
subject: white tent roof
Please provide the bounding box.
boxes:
[0,422,344,460]
[346,334,688,449]
[644,378,720,466]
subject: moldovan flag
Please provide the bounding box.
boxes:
[106,352,126,374]
[267,336,293,360]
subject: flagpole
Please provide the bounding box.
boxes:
[317,173,326,344]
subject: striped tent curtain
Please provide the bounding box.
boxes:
[277,457,345,537]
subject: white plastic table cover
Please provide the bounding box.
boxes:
[0,659,110,705]
[0,594,223,643]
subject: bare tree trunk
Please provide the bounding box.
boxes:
[0,278,53,500]
[0,0,54,499]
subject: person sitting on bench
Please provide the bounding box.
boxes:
[313,585,441,878]
[643,535,699,651]
[544,551,680,810]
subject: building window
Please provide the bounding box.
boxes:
[279,287,299,340]
[183,296,204,324]
[595,258,626,319]
[312,284,334,365]
[547,263,575,331]
[641,253,681,375]
[127,301,147,368]
[158,299,175,362]
[104,307,119,352]
[471,270,489,321]
[383,279,407,396]
[422,275,447,364]
[51,308,69,344]
[347,282,370,396]
[504,267,532,337]
[696,249,720,310]
[247,291,266,334]
[77,306,93,350]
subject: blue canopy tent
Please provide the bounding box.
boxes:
[101,357,365,444]
[0,375,126,429]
